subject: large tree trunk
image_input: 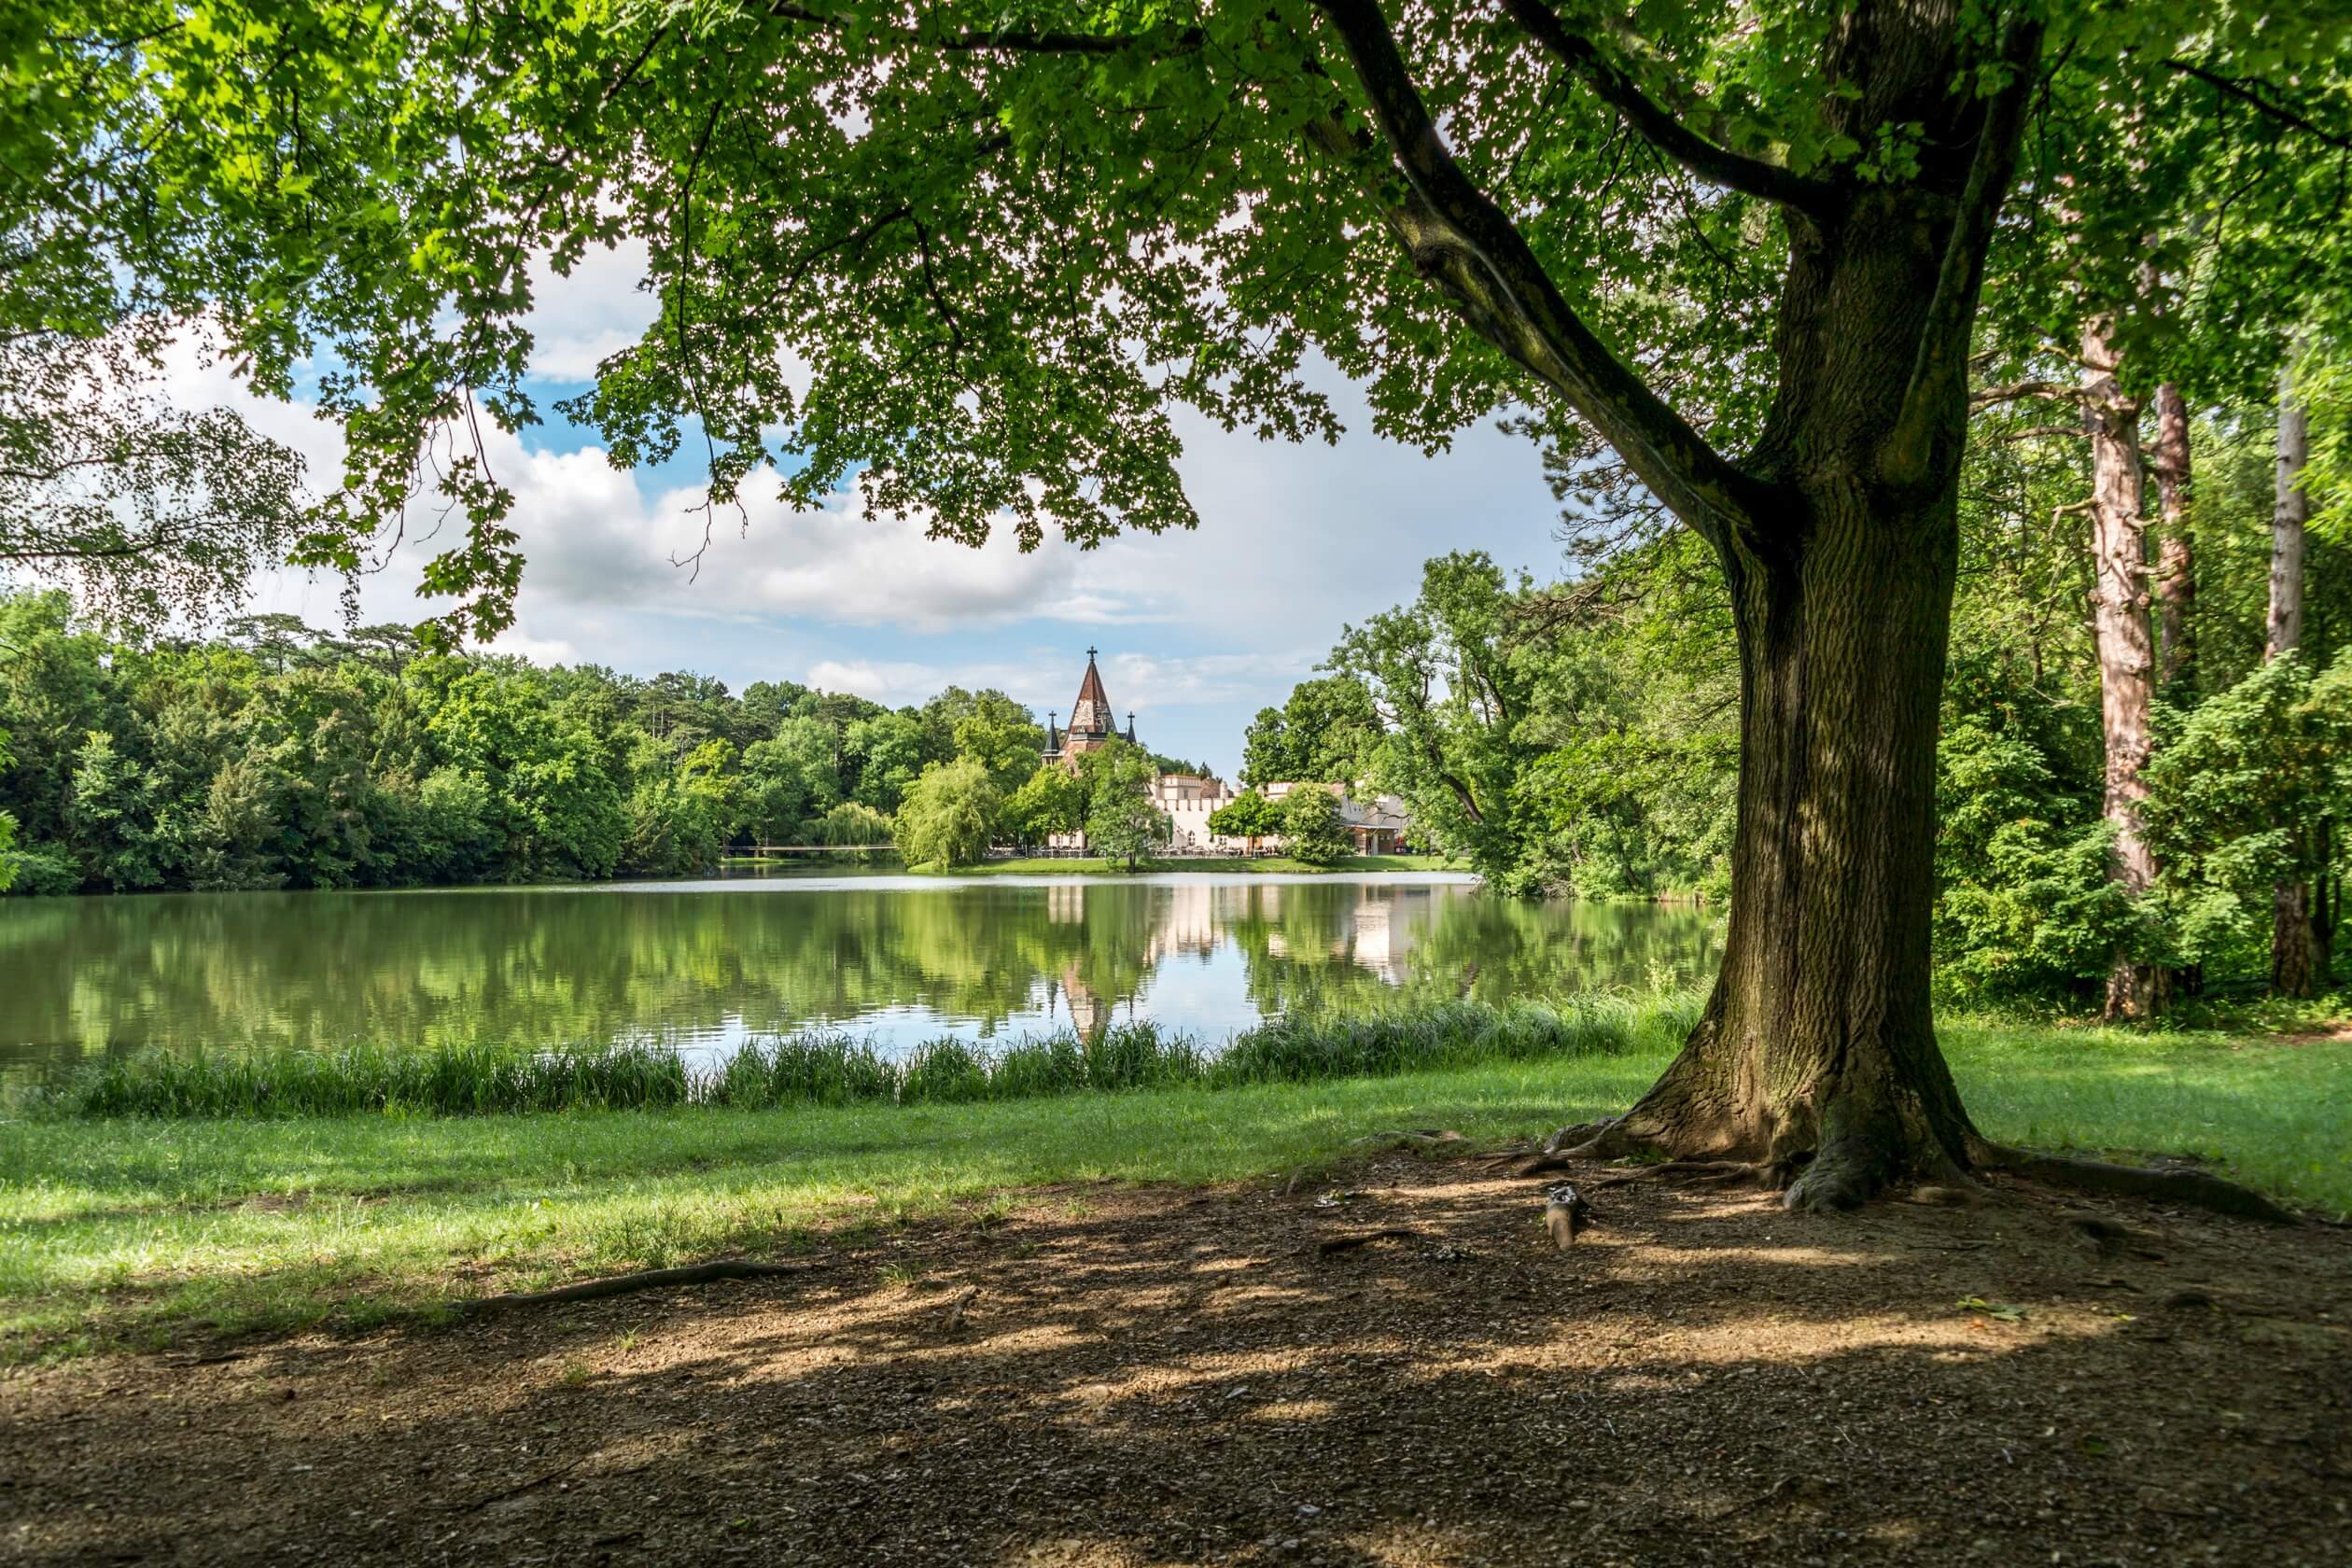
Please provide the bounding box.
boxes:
[1600,470,1979,1207]
[1576,178,1989,1211]
[2080,317,2164,1019]
[2268,358,2319,995]
[2152,382,2195,689]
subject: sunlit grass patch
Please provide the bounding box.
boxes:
[0,1001,2343,1361]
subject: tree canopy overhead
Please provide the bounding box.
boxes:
[13,0,2334,637]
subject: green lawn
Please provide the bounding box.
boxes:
[1,1017,2344,1359]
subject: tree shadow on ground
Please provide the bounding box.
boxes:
[5,1158,2346,1567]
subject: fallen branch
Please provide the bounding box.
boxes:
[1976,1145,2299,1225]
[1313,1226,1424,1255]
[457,1258,830,1314]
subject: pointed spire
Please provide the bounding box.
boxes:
[1071,648,1113,735]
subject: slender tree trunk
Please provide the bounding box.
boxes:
[2269,360,2308,661]
[2152,382,2195,689]
[2268,357,2318,996]
[2080,317,2164,1019]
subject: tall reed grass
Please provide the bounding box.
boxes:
[41,990,1705,1120]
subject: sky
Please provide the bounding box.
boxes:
[171,242,1573,781]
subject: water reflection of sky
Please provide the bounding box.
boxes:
[0,873,1725,1067]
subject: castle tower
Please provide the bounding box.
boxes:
[1045,647,1135,767]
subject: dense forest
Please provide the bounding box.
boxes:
[0,592,1220,893]
[1241,382,2352,1006]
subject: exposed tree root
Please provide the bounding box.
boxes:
[456,1258,831,1314]
[1517,1110,2298,1227]
[1974,1143,2300,1225]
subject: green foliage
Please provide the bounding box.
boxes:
[891,756,1001,870]
[1329,553,1548,889]
[1080,739,1164,869]
[1278,786,1354,867]
[1000,763,1088,847]
[48,994,1684,1121]
[2145,652,2352,971]
[1206,789,1280,843]
[18,0,2322,652]
[0,591,1057,891]
[0,332,312,632]
[1241,678,1378,787]
[63,1040,693,1118]
[1932,712,2130,1000]
[814,801,895,850]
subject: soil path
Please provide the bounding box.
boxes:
[4,1161,2346,1565]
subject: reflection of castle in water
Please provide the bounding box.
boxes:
[1043,880,1435,1035]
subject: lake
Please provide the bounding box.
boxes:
[0,871,1720,1071]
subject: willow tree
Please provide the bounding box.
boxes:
[22,0,2335,1211]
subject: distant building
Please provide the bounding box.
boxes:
[1153,771,1239,851]
[1040,647,1137,770]
[1031,649,1411,855]
[1260,780,1414,856]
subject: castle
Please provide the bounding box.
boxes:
[1035,648,1409,855]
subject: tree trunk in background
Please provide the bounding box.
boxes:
[2152,383,2195,689]
[2268,358,2318,996]
[2080,317,2163,1019]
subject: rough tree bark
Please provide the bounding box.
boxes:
[1316,2,2287,1215]
[2267,357,2323,997]
[2152,382,2195,689]
[1315,0,2037,1211]
[2080,318,2164,1020]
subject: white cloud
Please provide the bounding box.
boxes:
[524,240,657,384]
[131,294,1567,781]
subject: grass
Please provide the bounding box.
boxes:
[38,996,1696,1118]
[0,1003,2344,1360]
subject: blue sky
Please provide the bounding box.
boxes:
[190,242,1572,780]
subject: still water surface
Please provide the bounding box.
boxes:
[0,870,1720,1070]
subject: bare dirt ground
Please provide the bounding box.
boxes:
[5,1159,2347,1567]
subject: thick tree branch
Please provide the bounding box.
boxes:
[1495,0,1842,216]
[1309,0,1769,549]
[1969,378,2077,409]
[1884,17,2045,487]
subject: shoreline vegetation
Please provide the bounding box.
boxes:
[1,999,2344,1359]
[36,995,1701,1119]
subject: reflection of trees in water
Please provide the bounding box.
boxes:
[1223,885,1721,1017]
[0,879,1722,1065]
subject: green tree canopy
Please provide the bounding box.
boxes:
[1207,789,1281,844]
[1082,740,1164,871]
[1241,677,1379,787]
[1279,785,1354,866]
[892,756,1002,869]
[1001,763,1087,847]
